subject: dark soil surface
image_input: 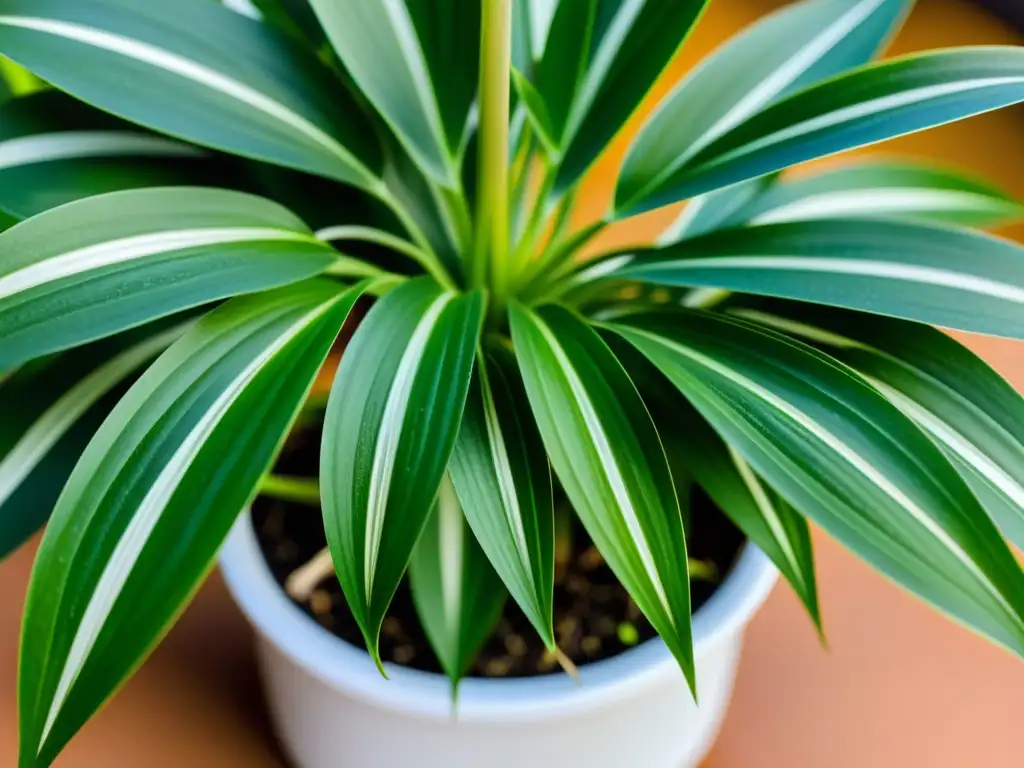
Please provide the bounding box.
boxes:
[252,423,746,679]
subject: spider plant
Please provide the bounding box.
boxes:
[2,0,1024,764]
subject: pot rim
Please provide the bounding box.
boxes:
[219,512,778,722]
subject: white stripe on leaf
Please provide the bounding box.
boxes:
[659,196,709,245]
[0,227,316,300]
[728,446,804,591]
[381,0,450,154]
[39,299,337,747]
[0,132,203,171]
[683,0,889,161]
[534,316,673,621]
[565,0,645,143]
[867,378,1024,513]
[750,188,1016,224]
[363,292,454,602]
[731,307,1024,512]
[655,255,1024,304]
[437,475,464,641]
[0,15,360,167]
[480,366,533,576]
[0,326,186,508]
[713,76,1024,165]
[628,326,1020,625]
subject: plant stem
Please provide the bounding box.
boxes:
[473,0,513,295]
[373,185,457,291]
[259,474,322,507]
[316,225,430,268]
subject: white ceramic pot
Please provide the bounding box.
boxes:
[220,513,778,768]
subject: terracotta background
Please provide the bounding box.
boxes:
[1,0,1022,765]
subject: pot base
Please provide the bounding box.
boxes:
[257,632,743,768]
[220,515,777,768]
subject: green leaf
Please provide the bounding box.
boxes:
[616,0,910,216]
[0,321,188,560]
[659,174,779,244]
[729,299,1024,550]
[0,53,41,97]
[511,68,559,160]
[404,1,481,158]
[612,336,821,628]
[449,346,554,648]
[249,0,328,48]
[308,0,478,187]
[532,0,597,152]
[18,280,364,766]
[0,0,382,189]
[553,0,709,193]
[732,160,1024,229]
[509,302,694,690]
[382,133,464,279]
[409,474,507,689]
[609,310,1024,658]
[512,0,557,73]
[0,186,340,370]
[0,91,232,220]
[0,57,11,103]
[617,45,1024,216]
[320,278,484,670]
[606,218,1024,339]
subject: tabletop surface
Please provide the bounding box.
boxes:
[1,1,1022,765]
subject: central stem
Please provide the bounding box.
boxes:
[473,0,512,298]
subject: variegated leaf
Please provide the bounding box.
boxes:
[609,310,1024,658]
[738,160,1024,228]
[0,187,340,369]
[605,218,1024,339]
[509,302,695,690]
[611,335,820,628]
[320,278,484,669]
[618,45,1024,216]
[0,321,188,558]
[619,0,912,215]
[0,91,229,219]
[18,280,365,766]
[409,474,507,688]
[729,299,1024,550]
[449,346,554,648]
[308,0,479,188]
[0,0,383,189]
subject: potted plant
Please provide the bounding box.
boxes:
[2,0,1024,765]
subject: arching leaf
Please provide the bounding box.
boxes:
[320,278,484,669]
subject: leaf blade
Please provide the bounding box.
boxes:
[308,0,474,187]
[0,91,233,220]
[409,474,507,688]
[509,302,695,689]
[320,278,484,668]
[617,0,912,214]
[739,160,1024,228]
[609,310,1024,658]
[609,218,1024,339]
[18,279,364,765]
[619,46,1024,215]
[613,339,820,628]
[0,321,187,559]
[449,346,554,647]
[0,0,382,188]
[0,186,340,369]
[554,0,709,192]
[729,299,1024,550]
